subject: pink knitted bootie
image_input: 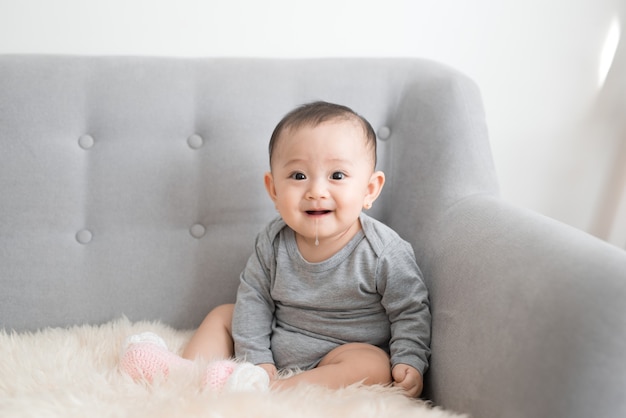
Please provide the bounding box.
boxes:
[223,362,270,392]
[202,359,238,391]
[202,359,270,393]
[119,332,193,383]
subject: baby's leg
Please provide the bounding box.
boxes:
[183,303,235,361]
[120,332,194,382]
[272,343,392,390]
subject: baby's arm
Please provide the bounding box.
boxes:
[392,363,424,398]
[379,239,431,398]
[232,231,277,367]
[232,272,276,365]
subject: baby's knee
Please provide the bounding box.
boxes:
[209,303,234,318]
[357,344,392,384]
[322,343,392,385]
[204,304,234,328]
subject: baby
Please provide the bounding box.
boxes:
[121,101,431,397]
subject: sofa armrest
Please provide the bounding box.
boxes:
[423,195,626,418]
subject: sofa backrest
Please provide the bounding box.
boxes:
[0,56,497,331]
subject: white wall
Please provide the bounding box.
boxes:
[1,0,624,247]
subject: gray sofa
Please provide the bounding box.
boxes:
[1,55,625,418]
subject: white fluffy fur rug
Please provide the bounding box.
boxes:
[0,318,466,418]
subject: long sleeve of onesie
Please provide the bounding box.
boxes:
[232,221,279,366]
[376,238,431,372]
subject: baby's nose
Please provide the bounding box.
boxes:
[306,179,329,199]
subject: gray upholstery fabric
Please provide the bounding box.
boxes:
[1,55,625,418]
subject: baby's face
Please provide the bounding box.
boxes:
[265,120,380,251]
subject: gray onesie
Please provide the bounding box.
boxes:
[232,213,431,373]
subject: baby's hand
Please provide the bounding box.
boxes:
[257,363,278,381]
[392,364,423,398]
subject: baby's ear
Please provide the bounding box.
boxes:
[364,171,385,209]
[264,172,278,203]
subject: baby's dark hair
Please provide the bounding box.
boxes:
[268,101,377,168]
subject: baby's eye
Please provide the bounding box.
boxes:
[331,172,345,180]
[291,172,306,180]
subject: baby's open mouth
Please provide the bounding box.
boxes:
[306,210,331,215]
